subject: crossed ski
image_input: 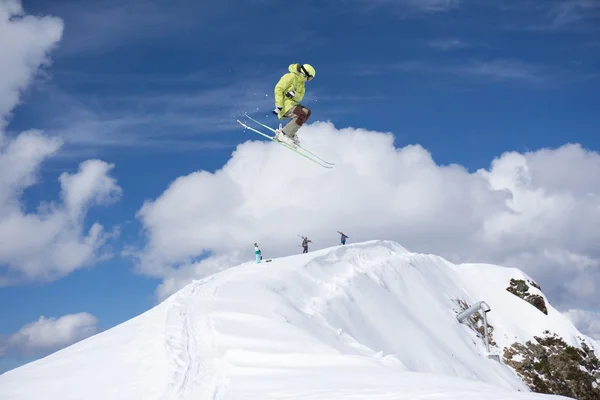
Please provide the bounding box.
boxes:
[237,113,334,169]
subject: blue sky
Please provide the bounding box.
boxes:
[1,0,599,373]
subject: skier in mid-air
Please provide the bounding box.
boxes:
[237,63,331,168]
[338,231,349,245]
[272,63,316,147]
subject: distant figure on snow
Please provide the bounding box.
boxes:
[254,243,262,264]
[272,63,316,148]
[337,231,349,245]
[301,236,312,253]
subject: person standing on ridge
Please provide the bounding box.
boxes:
[272,63,316,148]
[301,236,312,253]
[338,231,349,245]
[254,243,262,264]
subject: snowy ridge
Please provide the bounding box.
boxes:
[0,240,589,399]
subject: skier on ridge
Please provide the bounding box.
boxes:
[272,63,316,147]
[301,236,312,253]
[254,243,262,264]
[338,231,349,245]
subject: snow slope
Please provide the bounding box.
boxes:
[0,240,590,399]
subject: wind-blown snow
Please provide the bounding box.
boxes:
[0,240,589,399]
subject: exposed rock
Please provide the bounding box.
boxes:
[506,278,548,315]
[504,331,600,399]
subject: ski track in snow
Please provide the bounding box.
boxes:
[163,277,225,400]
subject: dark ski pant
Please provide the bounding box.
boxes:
[282,105,312,137]
[303,246,308,253]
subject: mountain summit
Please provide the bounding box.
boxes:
[1,240,596,399]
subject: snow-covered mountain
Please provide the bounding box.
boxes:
[1,240,597,399]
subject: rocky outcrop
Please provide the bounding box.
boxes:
[506,278,548,315]
[504,331,600,399]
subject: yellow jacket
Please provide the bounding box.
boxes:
[274,64,307,119]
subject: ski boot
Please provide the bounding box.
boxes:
[274,124,299,148]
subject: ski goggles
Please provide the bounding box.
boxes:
[299,65,314,80]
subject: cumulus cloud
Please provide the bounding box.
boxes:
[134,121,600,309]
[59,159,123,219]
[0,155,122,284]
[0,0,63,127]
[0,1,122,285]
[0,313,99,358]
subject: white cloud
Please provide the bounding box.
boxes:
[498,0,600,32]
[402,0,460,12]
[0,130,62,208]
[0,1,122,285]
[563,309,600,340]
[420,0,459,12]
[387,59,550,84]
[0,313,99,357]
[459,60,546,83]
[36,80,271,156]
[0,154,122,284]
[0,0,62,127]
[351,0,459,13]
[46,0,189,56]
[134,121,600,310]
[428,38,467,51]
[59,159,122,220]
[548,0,600,29]
[47,0,273,56]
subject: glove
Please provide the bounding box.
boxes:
[272,106,282,116]
[285,90,296,99]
